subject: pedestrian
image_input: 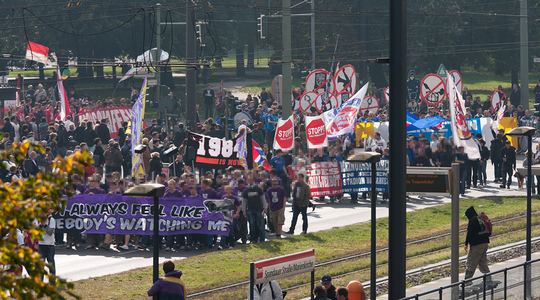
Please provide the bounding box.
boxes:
[38,209,56,276]
[203,84,215,118]
[320,275,337,300]
[147,260,186,300]
[464,206,491,283]
[490,134,504,182]
[266,178,286,238]
[336,287,348,300]
[500,141,516,189]
[454,146,469,196]
[314,286,330,300]
[242,174,267,243]
[287,173,311,235]
[248,280,283,300]
[479,139,490,186]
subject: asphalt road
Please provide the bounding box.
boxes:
[56,160,531,281]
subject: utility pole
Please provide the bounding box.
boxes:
[310,0,315,69]
[186,0,197,128]
[155,3,162,119]
[388,0,407,298]
[520,0,529,109]
[281,0,292,116]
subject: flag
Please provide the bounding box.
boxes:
[131,77,148,177]
[235,125,248,168]
[447,73,480,159]
[56,66,70,121]
[252,140,271,171]
[305,115,328,149]
[492,104,506,133]
[25,41,49,64]
[326,82,369,138]
[273,115,295,151]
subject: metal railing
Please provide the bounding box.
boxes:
[401,258,540,300]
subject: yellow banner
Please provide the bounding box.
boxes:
[498,117,518,148]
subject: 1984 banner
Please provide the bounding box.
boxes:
[56,194,232,235]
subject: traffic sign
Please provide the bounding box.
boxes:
[420,73,447,107]
[437,64,448,78]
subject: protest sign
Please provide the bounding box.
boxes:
[420,73,447,107]
[273,116,295,151]
[307,161,342,197]
[191,132,242,167]
[305,115,328,149]
[78,105,132,139]
[56,194,231,236]
[341,160,389,193]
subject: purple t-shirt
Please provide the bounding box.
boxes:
[199,187,219,200]
[266,186,286,211]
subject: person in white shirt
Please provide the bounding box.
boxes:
[248,280,284,300]
[368,132,387,152]
[38,209,56,275]
[430,133,440,153]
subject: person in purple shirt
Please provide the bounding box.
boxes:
[265,178,286,238]
[148,260,186,300]
[199,178,219,199]
[164,179,184,198]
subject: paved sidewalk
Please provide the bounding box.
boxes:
[379,251,540,299]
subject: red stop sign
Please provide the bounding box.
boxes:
[275,118,294,150]
[306,118,326,146]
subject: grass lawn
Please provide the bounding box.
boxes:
[72,196,539,299]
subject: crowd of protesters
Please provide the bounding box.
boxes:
[5,75,540,293]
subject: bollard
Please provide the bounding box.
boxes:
[347,280,366,300]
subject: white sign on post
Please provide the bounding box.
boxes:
[253,249,315,284]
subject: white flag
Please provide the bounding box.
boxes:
[447,73,480,159]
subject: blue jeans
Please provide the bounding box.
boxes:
[247,211,265,243]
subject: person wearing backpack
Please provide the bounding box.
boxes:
[464,206,492,282]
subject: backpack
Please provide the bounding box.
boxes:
[477,212,492,236]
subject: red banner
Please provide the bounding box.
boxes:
[78,105,131,139]
[273,116,294,151]
[307,162,342,197]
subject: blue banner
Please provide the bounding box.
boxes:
[340,160,389,193]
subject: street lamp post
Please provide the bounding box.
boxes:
[124,183,165,283]
[506,126,535,299]
[346,150,382,300]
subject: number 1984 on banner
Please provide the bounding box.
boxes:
[193,133,242,167]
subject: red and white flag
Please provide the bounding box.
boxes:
[273,115,294,151]
[447,72,480,160]
[56,66,71,121]
[305,115,328,149]
[325,82,369,138]
[25,41,49,65]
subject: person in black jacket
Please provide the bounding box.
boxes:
[500,141,516,189]
[95,119,111,144]
[479,139,490,186]
[490,134,504,183]
[464,206,491,281]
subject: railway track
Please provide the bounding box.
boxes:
[187,212,539,299]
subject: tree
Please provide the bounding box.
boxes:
[0,141,92,299]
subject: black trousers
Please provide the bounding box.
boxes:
[38,244,56,275]
[289,205,308,233]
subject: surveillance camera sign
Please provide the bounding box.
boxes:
[420,73,447,107]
